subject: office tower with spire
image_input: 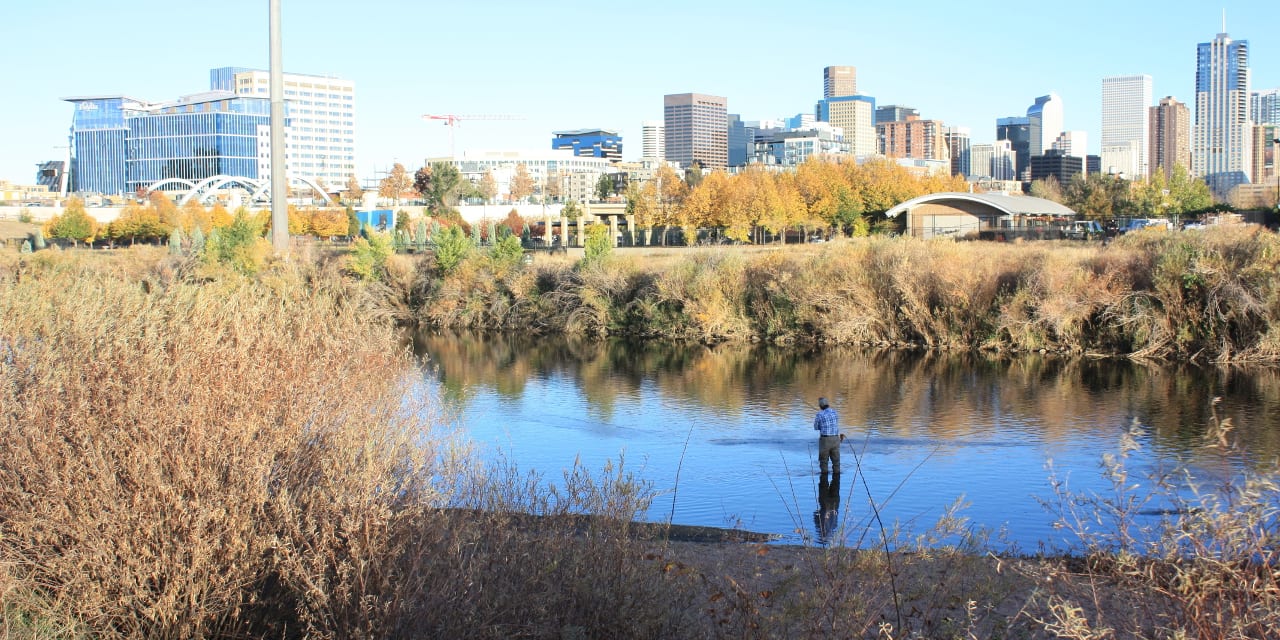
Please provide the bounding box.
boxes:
[1102,75,1152,178]
[1193,28,1252,196]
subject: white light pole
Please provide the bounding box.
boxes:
[269,0,289,253]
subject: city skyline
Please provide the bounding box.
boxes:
[2,0,1277,186]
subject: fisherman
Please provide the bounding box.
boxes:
[813,396,842,474]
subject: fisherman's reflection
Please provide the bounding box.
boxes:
[813,471,841,545]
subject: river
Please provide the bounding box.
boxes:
[409,329,1280,551]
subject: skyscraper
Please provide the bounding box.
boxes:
[1027,93,1064,158]
[996,116,1031,180]
[824,66,857,99]
[1194,31,1252,196]
[1102,75,1152,178]
[1149,96,1191,179]
[640,120,665,160]
[944,126,971,177]
[1053,131,1089,165]
[663,93,728,170]
[1252,89,1279,125]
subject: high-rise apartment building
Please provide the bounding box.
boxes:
[1149,96,1191,179]
[211,67,355,189]
[1251,89,1279,125]
[663,93,728,170]
[945,126,970,177]
[1102,75,1152,178]
[996,116,1031,180]
[1194,31,1252,196]
[968,140,1018,181]
[1027,93,1064,158]
[640,120,665,160]
[824,66,857,99]
[877,116,949,162]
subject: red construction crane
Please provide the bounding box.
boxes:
[422,113,525,158]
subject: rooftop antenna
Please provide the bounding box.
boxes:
[1222,8,1226,33]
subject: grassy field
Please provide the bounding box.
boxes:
[2,242,1278,638]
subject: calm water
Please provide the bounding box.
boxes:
[409,330,1280,551]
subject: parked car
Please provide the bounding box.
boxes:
[1119,218,1173,233]
[1064,220,1104,240]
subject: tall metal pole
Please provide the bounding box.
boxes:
[269,0,289,253]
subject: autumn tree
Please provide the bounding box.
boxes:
[108,201,166,245]
[1029,175,1064,203]
[378,163,415,205]
[502,209,525,238]
[149,191,179,230]
[209,202,233,229]
[176,198,211,235]
[653,164,689,245]
[45,198,98,247]
[478,170,498,204]
[624,181,657,245]
[310,208,348,239]
[509,164,535,203]
[544,170,564,202]
[345,174,364,206]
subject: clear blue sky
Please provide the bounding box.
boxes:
[2,0,1277,184]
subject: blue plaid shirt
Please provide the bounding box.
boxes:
[813,408,840,436]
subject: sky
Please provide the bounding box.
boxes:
[2,0,1277,185]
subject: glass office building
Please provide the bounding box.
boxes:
[66,94,271,195]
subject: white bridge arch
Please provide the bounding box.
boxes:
[144,174,335,207]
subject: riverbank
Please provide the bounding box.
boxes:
[2,245,1277,638]
[422,225,1280,363]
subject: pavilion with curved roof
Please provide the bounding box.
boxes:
[885,192,1078,240]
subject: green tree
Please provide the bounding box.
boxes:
[488,233,523,269]
[346,206,360,238]
[684,161,705,189]
[169,227,184,256]
[346,225,392,281]
[431,225,472,274]
[1064,173,1134,221]
[415,162,466,216]
[205,209,267,275]
[582,222,612,265]
[395,210,411,232]
[595,174,614,202]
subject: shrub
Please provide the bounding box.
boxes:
[204,209,268,275]
[431,225,472,275]
[346,224,393,281]
[582,222,612,266]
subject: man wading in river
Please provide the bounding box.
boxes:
[813,397,842,474]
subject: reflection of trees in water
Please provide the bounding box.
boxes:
[411,330,1280,461]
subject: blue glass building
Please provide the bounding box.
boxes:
[66,94,271,195]
[551,129,622,160]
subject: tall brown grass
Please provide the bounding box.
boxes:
[0,248,699,638]
[419,226,1280,362]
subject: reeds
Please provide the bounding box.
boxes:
[417,227,1280,362]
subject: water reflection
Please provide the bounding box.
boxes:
[814,472,841,546]
[410,329,1280,547]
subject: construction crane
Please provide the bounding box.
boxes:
[422,113,525,158]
